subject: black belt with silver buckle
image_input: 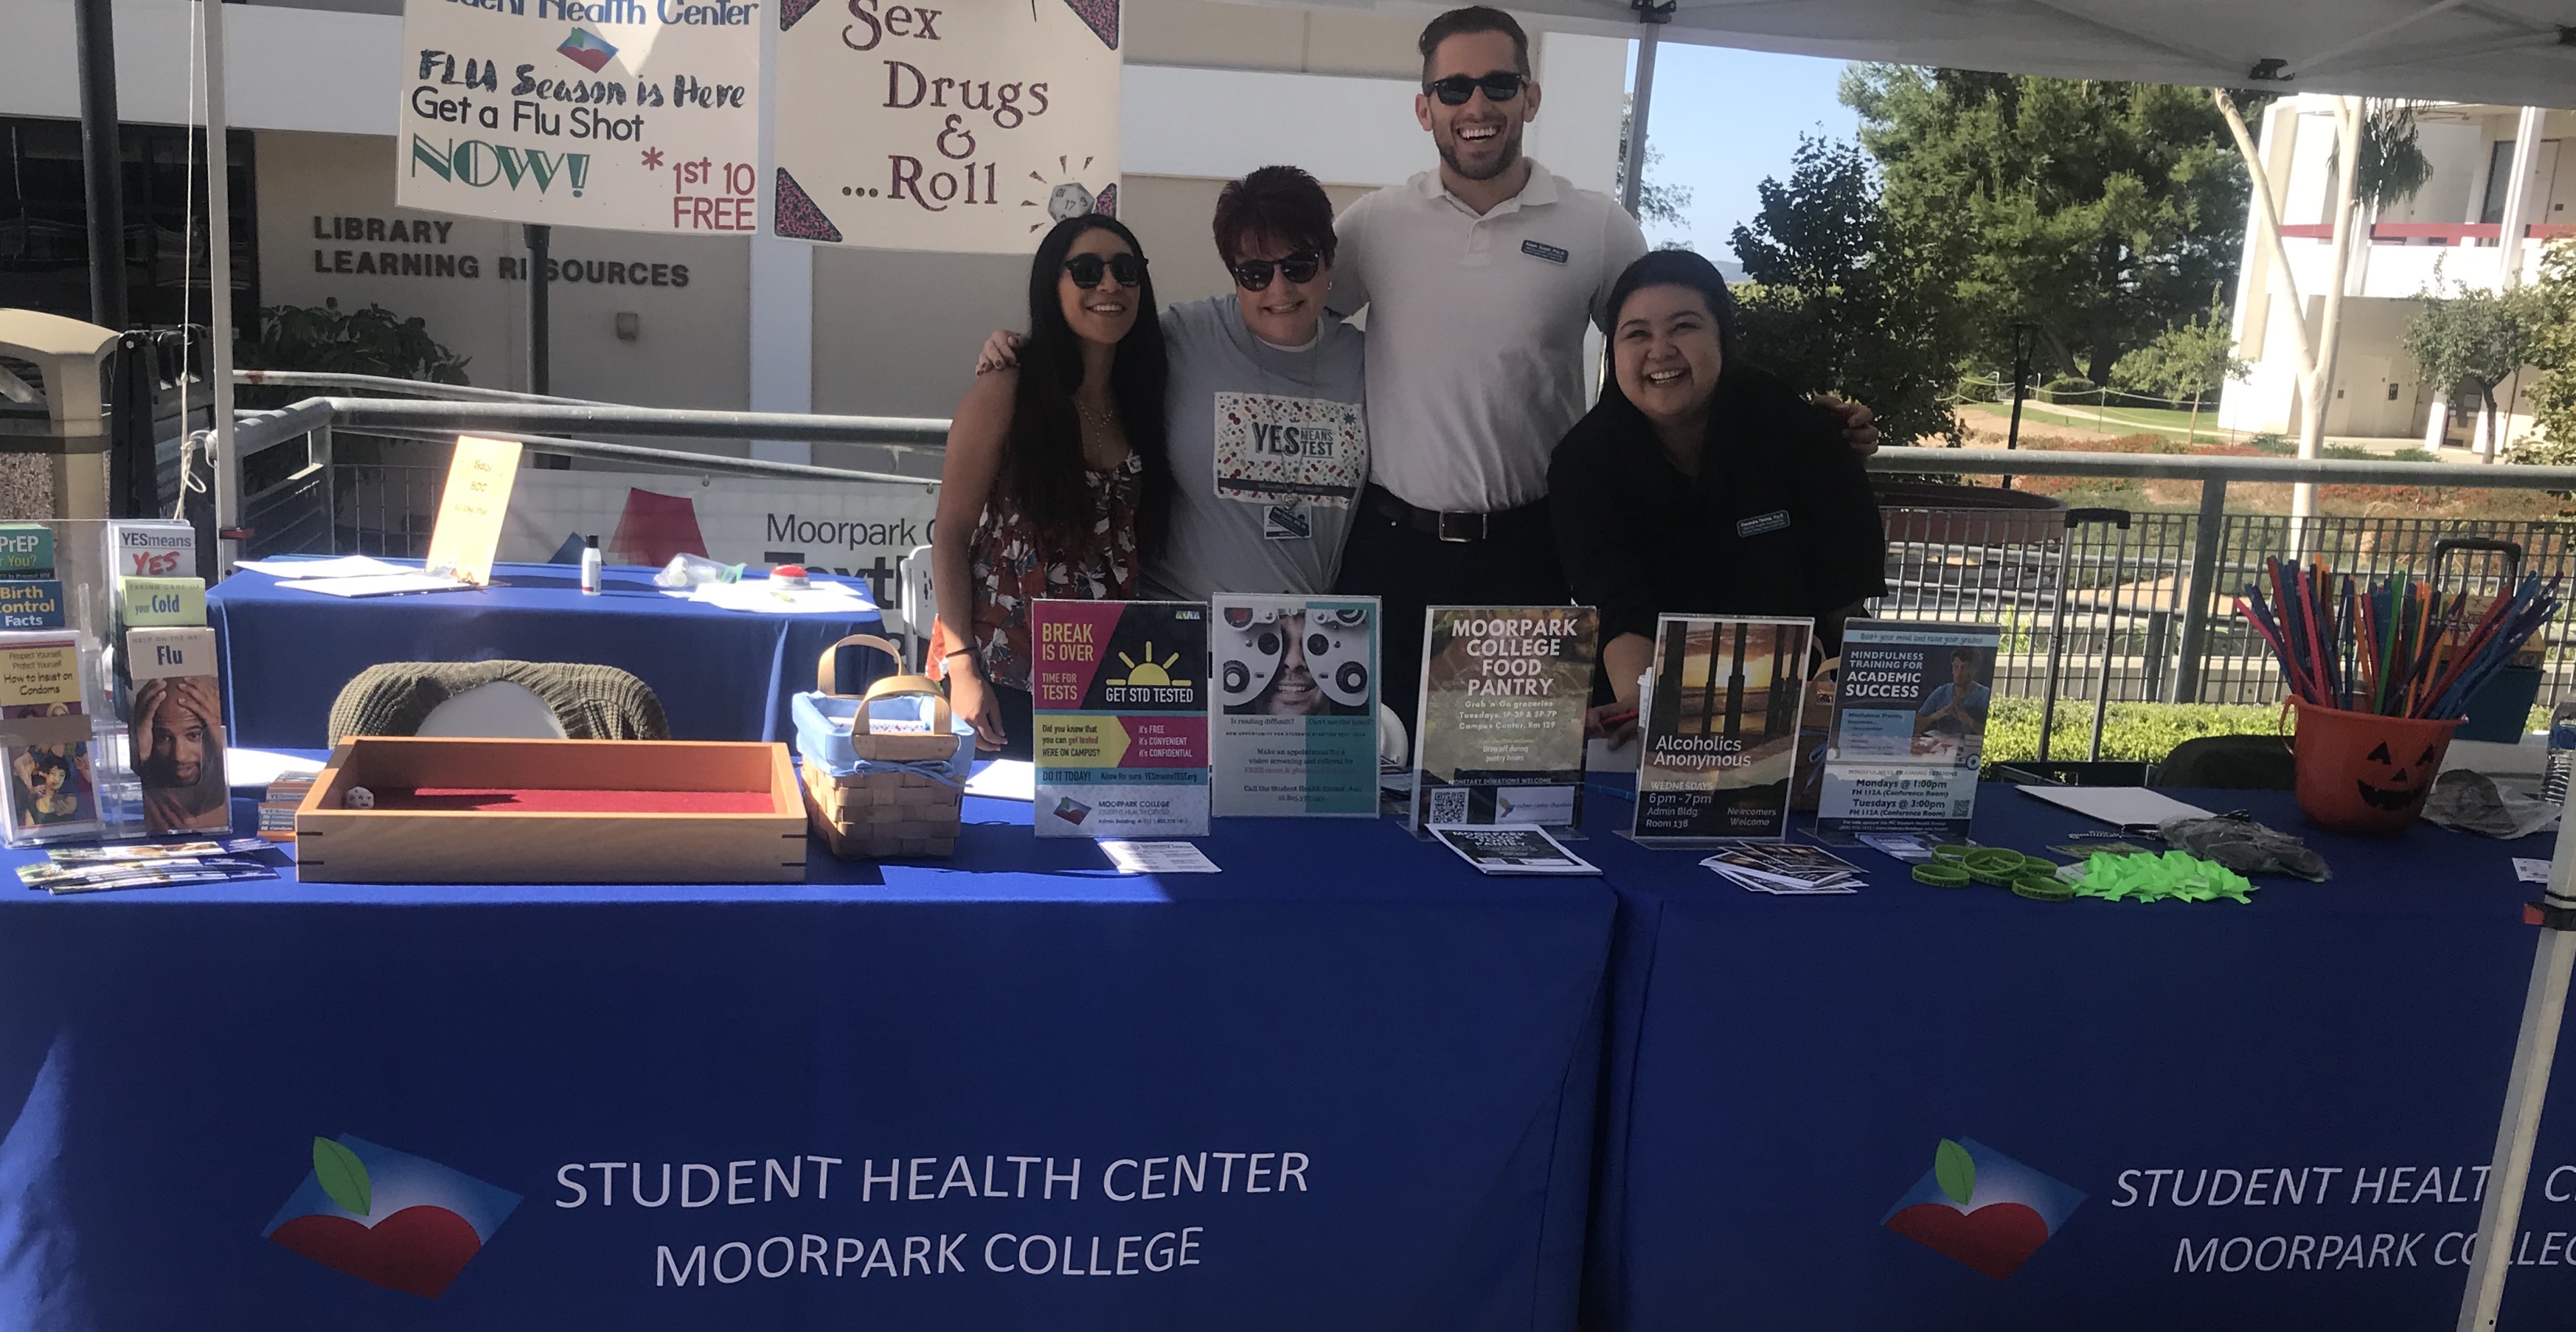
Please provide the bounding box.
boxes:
[1364,484,1543,544]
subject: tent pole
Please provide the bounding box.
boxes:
[73,0,126,332]
[1619,0,1673,218]
[2457,788,2576,1332]
[203,0,240,571]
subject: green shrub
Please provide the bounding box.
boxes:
[1980,699,2288,775]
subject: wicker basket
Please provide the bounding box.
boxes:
[800,635,965,860]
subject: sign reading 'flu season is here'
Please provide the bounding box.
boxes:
[396,0,760,232]
[771,0,1122,252]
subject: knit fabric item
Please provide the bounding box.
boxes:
[326,662,670,745]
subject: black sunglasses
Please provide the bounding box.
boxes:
[1232,250,1322,291]
[1064,252,1146,289]
[1426,72,1526,106]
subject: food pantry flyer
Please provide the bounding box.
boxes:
[1030,600,1209,839]
[1633,614,1813,843]
[1212,596,1378,816]
[1816,621,2000,842]
[1409,606,1597,833]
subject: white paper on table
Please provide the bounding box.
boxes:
[689,581,868,614]
[2517,858,2553,884]
[235,555,415,579]
[964,759,1034,802]
[2013,785,2214,828]
[1101,840,1220,874]
[225,747,327,789]
[274,572,472,597]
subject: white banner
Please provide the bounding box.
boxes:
[501,470,940,611]
[770,0,1122,252]
[395,0,761,233]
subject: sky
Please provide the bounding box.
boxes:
[1624,43,1863,268]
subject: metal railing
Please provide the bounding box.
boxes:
[225,386,2576,714]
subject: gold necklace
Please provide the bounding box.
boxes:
[1075,396,1116,431]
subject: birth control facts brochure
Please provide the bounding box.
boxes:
[1633,614,1814,843]
[1211,596,1379,816]
[1816,620,2001,843]
[1409,606,1597,833]
[1031,600,1210,839]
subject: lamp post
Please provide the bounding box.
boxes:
[2003,321,2037,490]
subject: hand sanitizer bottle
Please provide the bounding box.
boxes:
[579,535,603,596]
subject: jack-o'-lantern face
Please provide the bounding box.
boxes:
[2356,740,2441,812]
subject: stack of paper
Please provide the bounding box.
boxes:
[1703,844,1866,895]
[1431,824,1601,875]
[20,837,280,894]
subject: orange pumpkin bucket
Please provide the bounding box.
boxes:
[2290,701,2462,835]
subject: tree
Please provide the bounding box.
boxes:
[2111,291,2247,445]
[1729,136,1960,446]
[234,298,469,407]
[1614,97,1695,232]
[1841,68,2261,387]
[2520,241,2576,465]
[2406,264,2539,460]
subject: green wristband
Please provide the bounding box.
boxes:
[1914,863,1973,887]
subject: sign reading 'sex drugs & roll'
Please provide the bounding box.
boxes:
[770,0,1122,253]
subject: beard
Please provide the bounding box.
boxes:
[1436,119,1524,182]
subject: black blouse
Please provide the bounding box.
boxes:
[1547,365,1889,651]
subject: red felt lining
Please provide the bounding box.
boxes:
[365,788,777,814]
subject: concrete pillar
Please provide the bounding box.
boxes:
[747,236,813,465]
[2424,387,2449,452]
[2499,105,2546,286]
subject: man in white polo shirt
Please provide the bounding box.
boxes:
[1330,5,1875,731]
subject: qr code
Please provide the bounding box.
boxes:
[1428,787,1469,824]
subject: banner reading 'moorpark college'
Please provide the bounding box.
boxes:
[771,0,1122,251]
[397,0,760,233]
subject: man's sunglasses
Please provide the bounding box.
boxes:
[1425,72,1526,106]
[1232,250,1322,291]
[1064,252,1147,289]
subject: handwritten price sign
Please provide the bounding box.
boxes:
[426,436,526,586]
[771,0,1121,253]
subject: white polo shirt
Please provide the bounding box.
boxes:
[1330,159,1648,515]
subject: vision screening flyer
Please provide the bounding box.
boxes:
[1030,600,1209,838]
[1211,597,1378,817]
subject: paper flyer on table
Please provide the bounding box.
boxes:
[1031,600,1209,839]
[1211,597,1379,816]
[1816,621,2002,842]
[1633,614,1813,842]
[1409,606,1596,833]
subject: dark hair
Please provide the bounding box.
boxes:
[1212,165,1338,268]
[1597,249,1746,414]
[1003,215,1173,561]
[1417,6,1530,81]
[1952,647,1979,665]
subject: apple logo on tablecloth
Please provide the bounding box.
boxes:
[263,1135,521,1297]
[1881,1137,2084,1280]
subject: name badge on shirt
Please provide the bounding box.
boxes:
[1263,504,1313,541]
[1737,510,1792,538]
[1521,239,1570,265]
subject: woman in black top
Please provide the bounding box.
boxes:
[1549,249,1888,743]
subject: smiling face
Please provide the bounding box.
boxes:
[1230,232,1331,349]
[1613,283,1725,432]
[1415,30,1537,184]
[1057,226,1141,347]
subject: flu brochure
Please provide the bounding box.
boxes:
[1212,596,1379,816]
[1634,614,1814,842]
[1410,606,1597,832]
[1816,621,2001,842]
[1030,600,1211,839]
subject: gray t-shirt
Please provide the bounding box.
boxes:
[1141,295,1369,602]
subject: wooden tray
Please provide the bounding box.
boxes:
[295,738,807,884]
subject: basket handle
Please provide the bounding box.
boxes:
[816,634,908,698]
[858,672,954,738]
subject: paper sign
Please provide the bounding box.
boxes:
[393,0,760,232]
[426,436,524,586]
[1032,600,1209,838]
[117,577,206,628]
[0,581,65,630]
[0,525,54,575]
[0,641,80,709]
[125,627,218,682]
[771,0,1124,252]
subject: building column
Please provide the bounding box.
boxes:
[748,235,813,464]
[2423,387,2448,452]
[2497,105,2546,285]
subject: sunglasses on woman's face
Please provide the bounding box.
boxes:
[1064,252,1147,289]
[1231,250,1322,291]
[1426,72,1526,106]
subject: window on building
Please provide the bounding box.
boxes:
[2482,139,2517,226]
[0,115,257,329]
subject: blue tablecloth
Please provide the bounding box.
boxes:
[207,563,888,746]
[1584,784,2576,1331]
[0,783,1611,1330]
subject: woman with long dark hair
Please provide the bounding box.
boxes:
[931,215,1174,757]
[1549,248,1886,745]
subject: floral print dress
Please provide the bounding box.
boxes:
[965,452,1145,690]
